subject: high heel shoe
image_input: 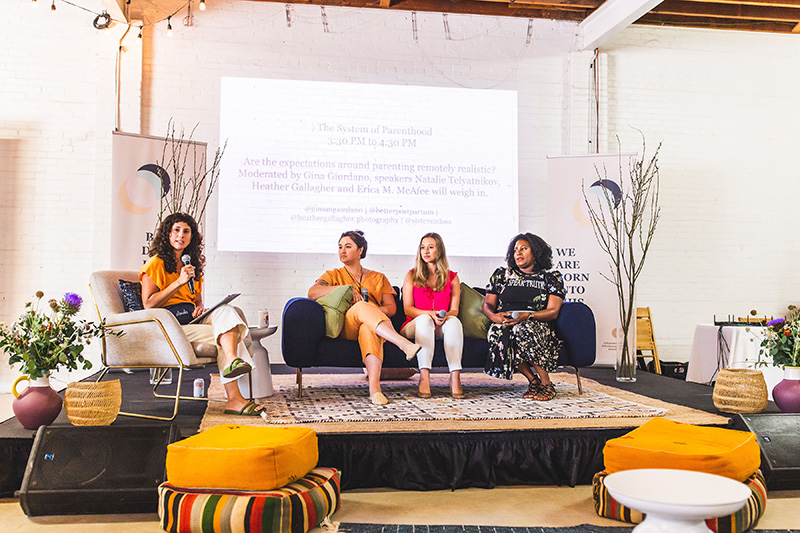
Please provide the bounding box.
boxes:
[449,374,464,399]
[370,392,388,405]
[404,343,423,361]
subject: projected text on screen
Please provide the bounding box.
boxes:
[218,78,518,256]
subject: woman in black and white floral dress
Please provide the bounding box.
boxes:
[482,233,565,401]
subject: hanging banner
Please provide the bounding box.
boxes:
[111,131,206,269]
[547,153,635,366]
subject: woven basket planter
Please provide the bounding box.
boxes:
[64,380,122,426]
[712,368,768,414]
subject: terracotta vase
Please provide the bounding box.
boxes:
[11,374,63,430]
[772,366,800,413]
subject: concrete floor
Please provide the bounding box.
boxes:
[2,484,800,531]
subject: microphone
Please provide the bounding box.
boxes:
[181,254,195,295]
[436,310,447,319]
[505,311,519,319]
[361,288,369,302]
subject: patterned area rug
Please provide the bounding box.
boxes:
[199,372,730,433]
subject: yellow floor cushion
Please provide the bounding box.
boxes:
[167,424,318,491]
[603,418,760,482]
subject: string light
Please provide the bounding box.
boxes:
[167,16,173,37]
[199,0,206,11]
[51,0,56,12]
[138,25,143,39]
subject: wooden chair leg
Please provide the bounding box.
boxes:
[574,366,584,394]
[296,368,303,398]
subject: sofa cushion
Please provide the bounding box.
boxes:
[158,467,341,533]
[316,285,353,338]
[592,469,766,533]
[459,283,491,339]
[118,279,144,312]
[166,424,318,491]
[603,418,760,482]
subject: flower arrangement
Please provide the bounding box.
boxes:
[0,291,115,380]
[758,305,800,369]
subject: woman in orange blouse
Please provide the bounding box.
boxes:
[309,230,421,405]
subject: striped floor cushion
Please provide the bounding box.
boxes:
[593,469,767,533]
[158,467,341,533]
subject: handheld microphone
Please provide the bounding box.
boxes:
[181,254,195,295]
[505,311,519,319]
[361,288,369,302]
[436,310,447,319]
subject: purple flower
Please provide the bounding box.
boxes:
[767,318,786,327]
[62,292,83,314]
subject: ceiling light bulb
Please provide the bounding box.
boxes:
[167,17,173,36]
[51,0,56,11]
[199,0,206,11]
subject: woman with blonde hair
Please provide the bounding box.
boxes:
[400,233,464,398]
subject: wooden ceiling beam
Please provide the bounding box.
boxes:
[265,0,587,18]
[681,0,800,7]
[638,12,798,31]
[655,0,800,21]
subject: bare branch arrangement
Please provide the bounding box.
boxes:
[583,132,662,381]
[156,119,227,230]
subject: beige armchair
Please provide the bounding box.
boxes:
[89,270,221,421]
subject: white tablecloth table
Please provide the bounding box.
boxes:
[686,324,783,399]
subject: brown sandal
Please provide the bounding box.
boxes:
[523,378,542,399]
[532,383,556,401]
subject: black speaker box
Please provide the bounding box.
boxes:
[741,413,800,490]
[19,424,178,516]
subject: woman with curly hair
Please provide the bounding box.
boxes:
[400,233,464,399]
[140,212,265,416]
[308,230,421,405]
[482,233,565,401]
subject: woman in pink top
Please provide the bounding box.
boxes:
[401,233,464,399]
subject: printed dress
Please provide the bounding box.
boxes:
[484,266,566,380]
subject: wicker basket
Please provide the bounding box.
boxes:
[64,380,122,426]
[712,368,768,414]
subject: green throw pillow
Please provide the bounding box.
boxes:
[316,285,353,338]
[459,282,491,339]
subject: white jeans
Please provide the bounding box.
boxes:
[401,314,463,372]
[182,304,254,385]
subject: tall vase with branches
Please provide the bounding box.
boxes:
[583,133,662,382]
[156,120,227,229]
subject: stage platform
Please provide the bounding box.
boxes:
[0,365,779,497]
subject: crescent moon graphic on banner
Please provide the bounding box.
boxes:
[117,164,171,215]
[589,179,622,208]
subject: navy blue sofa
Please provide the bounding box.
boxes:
[281,290,596,396]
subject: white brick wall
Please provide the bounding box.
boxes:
[2,0,800,388]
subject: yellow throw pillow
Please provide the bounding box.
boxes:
[459,282,491,339]
[166,425,318,491]
[316,285,353,338]
[603,417,760,482]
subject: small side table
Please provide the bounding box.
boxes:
[603,468,751,533]
[240,325,277,399]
